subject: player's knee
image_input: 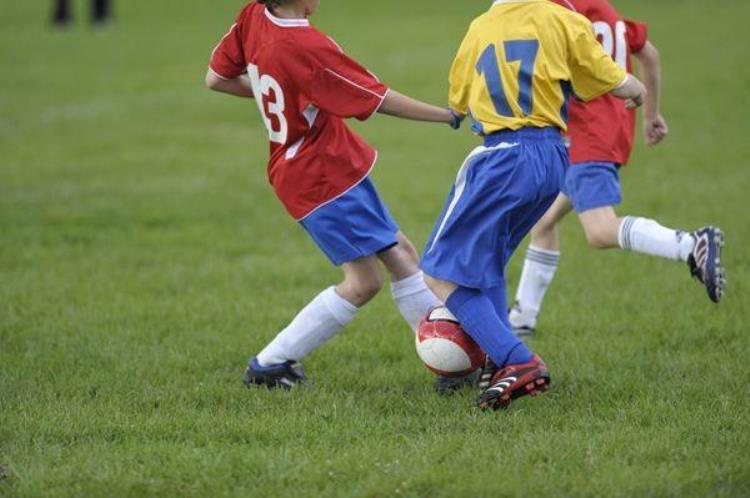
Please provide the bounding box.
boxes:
[584,228,614,249]
[422,274,452,301]
[394,234,420,264]
[422,274,439,293]
[346,271,383,304]
[379,234,421,280]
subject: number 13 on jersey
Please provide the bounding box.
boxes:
[248,63,288,144]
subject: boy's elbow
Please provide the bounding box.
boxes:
[205,70,222,91]
[636,41,660,65]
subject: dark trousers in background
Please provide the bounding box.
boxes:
[53,0,113,25]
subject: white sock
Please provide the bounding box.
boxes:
[509,245,560,330]
[391,271,441,331]
[256,287,358,366]
[618,217,695,262]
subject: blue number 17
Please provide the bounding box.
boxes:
[476,40,539,117]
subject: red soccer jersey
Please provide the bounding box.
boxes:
[210,2,389,220]
[553,0,648,165]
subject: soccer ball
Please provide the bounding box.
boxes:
[415,307,484,377]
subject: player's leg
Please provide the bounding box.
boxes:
[246,177,396,389]
[577,205,621,248]
[91,0,112,26]
[377,231,440,332]
[247,256,380,389]
[570,159,725,302]
[379,232,470,396]
[424,274,547,409]
[424,277,533,372]
[558,161,690,256]
[52,0,72,26]
[582,209,726,302]
[509,193,573,334]
[419,146,534,377]
[421,130,563,408]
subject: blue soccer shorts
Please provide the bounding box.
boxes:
[561,161,622,213]
[420,127,566,289]
[300,176,399,266]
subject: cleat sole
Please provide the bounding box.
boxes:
[712,228,726,303]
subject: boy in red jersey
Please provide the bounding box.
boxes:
[509,0,726,335]
[206,0,460,388]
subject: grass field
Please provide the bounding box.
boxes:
[1,0,749,496]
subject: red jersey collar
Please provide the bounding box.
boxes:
[264,8,310,28]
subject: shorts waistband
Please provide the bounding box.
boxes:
[483,127,563,147]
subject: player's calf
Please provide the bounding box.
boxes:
[337,257,384,307]
[579,207,622,249]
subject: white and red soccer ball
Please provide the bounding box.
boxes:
[415,307,484,377]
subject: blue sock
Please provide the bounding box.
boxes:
[445,286,533,367]
[481,285,512,330]
[482,285,531,364]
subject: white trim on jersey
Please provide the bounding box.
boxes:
[365,88,391,121]
[297,152,379,222]
[614,74,630,90]
[327,36,345,53]
[427,142,520,254]
[264,8,310,28]
[492,0,533,5]
[557,0,578,12]
[322,68,387,100]
[285,105,320,160]
[302,104,320,127]
[207,66,231,81]
[211,23,238,60]
[286,137,305,160]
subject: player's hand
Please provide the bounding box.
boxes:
[624,91,645,110]
[449,109,465,130]
[644,114,669,146]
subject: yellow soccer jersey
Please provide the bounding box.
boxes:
[449,0,627,133]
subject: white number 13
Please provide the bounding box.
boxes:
[593,20,627,69]
[247,64,288,145]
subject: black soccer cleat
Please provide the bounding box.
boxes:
[687,227,726,303]
[244,357,306,390]
[435,369,480,395]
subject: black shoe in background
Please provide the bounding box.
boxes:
[92,0,113,27]
[52,0,72,27]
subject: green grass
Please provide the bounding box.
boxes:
[1,0,749,496]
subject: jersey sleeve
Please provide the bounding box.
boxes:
[625,20,649,54]
[448,28,477,114]
[307,38,389,121]
[209,13,247,79]
[566,13,627,102]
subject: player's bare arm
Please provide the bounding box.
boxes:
[205,69,254,99]
[610,74,647,109]
[377,90,455,125]
[635,41,669,146]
